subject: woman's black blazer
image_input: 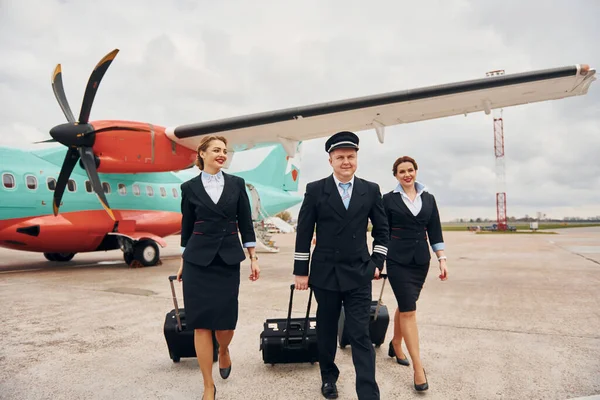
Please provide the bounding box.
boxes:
[180,172,256,266]
[382,190,443,266]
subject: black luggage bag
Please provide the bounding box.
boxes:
[259,284,319,365]
[338,273,390,349]
[164,275,219,363]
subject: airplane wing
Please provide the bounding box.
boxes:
[165,64,596,157]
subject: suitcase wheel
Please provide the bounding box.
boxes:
[170,351,180,363]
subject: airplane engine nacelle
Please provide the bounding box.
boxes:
[90,120,197,173]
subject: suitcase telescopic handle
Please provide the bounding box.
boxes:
[374,273,388,321]
[168,275,183,331]
[285,284,313,347]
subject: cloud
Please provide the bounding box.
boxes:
[0,0,598,221]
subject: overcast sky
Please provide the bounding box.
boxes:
[1,0,598,221]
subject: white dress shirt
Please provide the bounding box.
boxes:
[332,174,355,202]
[201,170,224,204]
[394,181,426,216]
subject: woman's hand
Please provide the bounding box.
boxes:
[176,259,183,282]
[249,259,260,281]
[438,259,448,281]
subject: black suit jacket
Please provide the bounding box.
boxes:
[180,172,256,266]
[293,175,389,292]
[382,190,443,266]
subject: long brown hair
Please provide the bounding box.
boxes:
[195,135,228,170]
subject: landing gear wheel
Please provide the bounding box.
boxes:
[44,252,75,262]
[132,240,160,267]
[123,251,134,265]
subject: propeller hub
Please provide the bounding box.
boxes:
[49,122,95,147]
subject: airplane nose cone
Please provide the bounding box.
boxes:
[49,122,95,147]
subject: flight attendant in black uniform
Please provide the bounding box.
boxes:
[293,131,389,400]
[176,135,260,400]
[382,156,448,392]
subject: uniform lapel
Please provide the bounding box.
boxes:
[325,175,347,219]
[216,172,236,212]
[337,177,366,232]
[418,191,431,219]
[188,174,227,217]
[391,191,418,221]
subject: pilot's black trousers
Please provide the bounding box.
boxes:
[313,282,379,400]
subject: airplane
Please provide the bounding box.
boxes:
[0,142,303,266]
[0,48,596,266]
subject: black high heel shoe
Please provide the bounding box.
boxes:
[219,349,231,379]
[414,368,428,392]
[388,341,410,366]
[202,384,216,399]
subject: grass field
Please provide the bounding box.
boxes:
[441,222,600,232]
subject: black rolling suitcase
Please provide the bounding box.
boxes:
[163,275,219,363]
[338,274,390,349]
[260,284,319,365]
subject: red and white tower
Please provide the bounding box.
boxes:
[486,69,508,231]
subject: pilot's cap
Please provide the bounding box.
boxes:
[325,131,360,153]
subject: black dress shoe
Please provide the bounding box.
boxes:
[219,364,231,379]
[414,369,429,391]
[388,341,410,366]
[321,382,338,399]
[202,384,216,399]
[219,351,231,379]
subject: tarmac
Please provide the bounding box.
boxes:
[0,227,599,400]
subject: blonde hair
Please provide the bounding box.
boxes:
[195,135,228,170]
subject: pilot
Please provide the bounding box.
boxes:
[382,155,448,392]
[292,131,389,400]
[176,134,260,400]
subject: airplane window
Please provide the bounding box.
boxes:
[160,187,167,197]
[26,175,37,190]
[47,177,56,191]
[85,180,92,193]
[172,188,179,198]
[132,184,140,196]
[102,182,111,194]
[146,185,154,197]
[2,173,15,189]
[118,183,127,195]
[67,179,76,192]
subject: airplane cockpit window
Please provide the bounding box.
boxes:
[47,177,56,191]
[132,184,140,196]
[146,185,154,197]
[118,183,127,195]
[26,175,37,190]
[102,182,111,194]
[172,188,179,198]
[2,173,15,189]
[67,179,76,192]
[160,187,167,197]
[85,180,92,193]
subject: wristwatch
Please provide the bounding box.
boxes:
[250,255,259,261]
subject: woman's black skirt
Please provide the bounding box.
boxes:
[386,260,430,312]
[181,254,241,330]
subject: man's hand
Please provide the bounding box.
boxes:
[176,259,183,282]
[294,275,309,290]
[373,267,381,280]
